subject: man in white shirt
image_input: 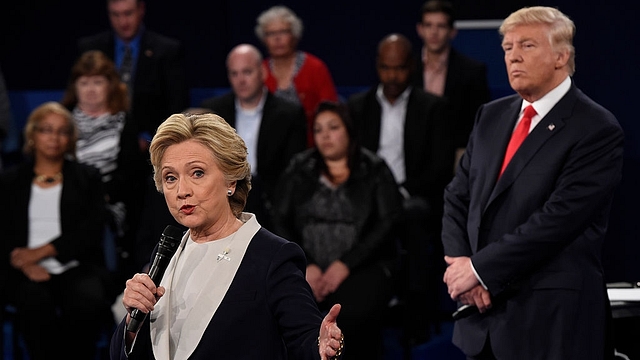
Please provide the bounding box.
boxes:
[347,33,455,346]
[200,44,307,230]
[442,6,623,359]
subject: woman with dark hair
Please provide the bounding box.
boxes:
[272,101,404,359]
[61,50,147,282]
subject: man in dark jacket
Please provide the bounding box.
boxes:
[348,33,454,346]
[200,44,307,231]
[78,0,189,155]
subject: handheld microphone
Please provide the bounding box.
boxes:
[451,304,479,320]
[126,225,184,333]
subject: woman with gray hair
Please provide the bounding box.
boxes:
[255,5,338,147]
[111,113,345,360]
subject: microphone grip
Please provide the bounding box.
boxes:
[124,225,183,333]
[452,304,478,320]
[125,262,168,333]
[127,308,147,333]
[125,256,170,333]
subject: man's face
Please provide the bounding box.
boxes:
[417,12,455,54]
[502,23,568,101]
[108,0,145,42]
[377,43,411,103]
[227,52,265,105]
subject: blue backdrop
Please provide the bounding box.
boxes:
[1,0,637,281]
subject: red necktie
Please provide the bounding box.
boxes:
[499,105,537,177]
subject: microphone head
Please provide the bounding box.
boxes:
[157,225,183,258]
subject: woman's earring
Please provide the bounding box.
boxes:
[227,189,233,196]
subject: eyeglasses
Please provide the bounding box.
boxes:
[36,126,72,137]
[264,28,292,38]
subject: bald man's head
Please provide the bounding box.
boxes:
[376,34,414,104]
[377,33,413,58]
[227,44,263,68]
[226,44,267,107]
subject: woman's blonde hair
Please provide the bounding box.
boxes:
[149,113,252,218]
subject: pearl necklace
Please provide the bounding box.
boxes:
[34,172,63,183]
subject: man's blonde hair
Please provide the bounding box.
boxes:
[500,6,576,75]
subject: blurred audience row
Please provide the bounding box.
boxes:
[0,0,490,359]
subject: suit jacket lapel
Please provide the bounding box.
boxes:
[363,88,382,152]
[487,88,575,206]
[135,32,152,82]
[257,93,275,169]
[477,99,521,211]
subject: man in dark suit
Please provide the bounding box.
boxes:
[77,0,189,155]
[348,33,454,346]
[442,6,623,359]
[415,0,491,169]
[200,44,307,230]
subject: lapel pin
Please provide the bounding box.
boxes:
[547,123,555,131]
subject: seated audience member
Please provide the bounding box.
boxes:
[272,101,403,359]
[347,33,454,344]
[415,0,491,167]
[110,112,344,360]
[77,0,189,155]
[0,65,13,170]
[200,44,307,230]
[255,5,338,147]
[0,102,112,360]
[61,50,148,287]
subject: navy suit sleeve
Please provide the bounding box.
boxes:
[268,241,323,359]
[473,107,624,296]
[441,108,477,258]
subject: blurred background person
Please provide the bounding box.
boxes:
[0,65,12,170]
[78,0,189,156]
[255,5,338,147]
[414,0,491,168]
[110,113,344,360]
[200,43,307,231]
[61,50,147,292]
[348,33,454,346]
[272,101,403,359]
[0,101,112,360]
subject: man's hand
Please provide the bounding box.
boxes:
[21,264,51,282]
[458,285,492,313]
[443,256,479,300]
[11,247,41,269]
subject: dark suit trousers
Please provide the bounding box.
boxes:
[11,265,111,359]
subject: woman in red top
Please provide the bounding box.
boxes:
[255,5,338,147]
